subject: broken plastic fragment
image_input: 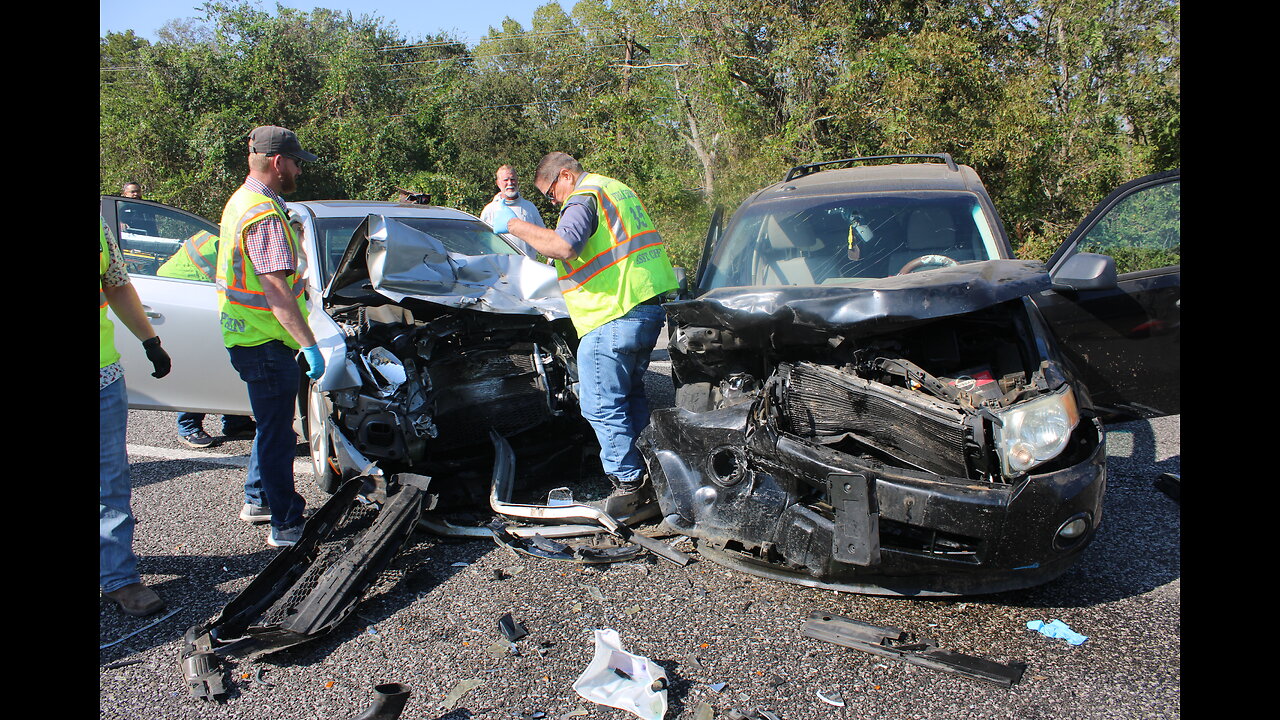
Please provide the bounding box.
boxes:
[573,629,669,720]
[441,678,483,710]
[709,681,727,692]
[693,702,714,720]
[499,612,529,642]
[1026,619,1087,645]
[817,688,845,707]
[548,487,575,506]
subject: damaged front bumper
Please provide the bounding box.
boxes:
[639,401,1105,597]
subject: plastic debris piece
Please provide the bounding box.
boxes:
[694,702,714,720]
[1026,619,1088,646]
[441,678,483,710]
[548,487,575,506]
[451,561,470,567]
[625,605,642,616]
[583,585,607,602]
[486,639,516,657]
[573,629,669,720]
[252,667,275,688]
[817,689,845,707]
[759,711,782,720]
[499,613,529,642]
[709,682,727,692]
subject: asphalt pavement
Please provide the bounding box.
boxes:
[99,358,1180,719]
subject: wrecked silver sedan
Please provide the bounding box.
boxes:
[300,206,591,509]
[640,156,1179,596]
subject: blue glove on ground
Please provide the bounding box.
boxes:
[490,203,516,234]
[300,344,325,381]
[1026,619,1088,645]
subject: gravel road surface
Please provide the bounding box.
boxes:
[99,357,1180,719]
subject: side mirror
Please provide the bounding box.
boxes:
[1052,252,1117,292]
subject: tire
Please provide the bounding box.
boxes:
[306,380,342,494]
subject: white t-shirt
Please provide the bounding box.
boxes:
[480,194,547,261]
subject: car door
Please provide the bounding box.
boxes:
[1033,170,1180,419]
[101,196,252,415]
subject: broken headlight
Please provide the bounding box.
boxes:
[991,385,1079,477]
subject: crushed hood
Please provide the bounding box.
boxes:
[672,259,1049,336]
[325,214,569,320]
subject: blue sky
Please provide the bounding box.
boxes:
[100,0,559,45]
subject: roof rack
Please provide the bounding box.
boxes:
[783,153,958,182]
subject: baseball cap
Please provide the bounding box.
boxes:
[248,125,318,162]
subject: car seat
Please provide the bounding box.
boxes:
[885,206,973,273]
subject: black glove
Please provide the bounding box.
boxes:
[142,336,172,378]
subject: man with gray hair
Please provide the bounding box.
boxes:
[480,164,546,261]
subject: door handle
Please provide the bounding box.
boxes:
[141,305,162,319]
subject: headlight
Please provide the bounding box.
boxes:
[992,385,1080,477]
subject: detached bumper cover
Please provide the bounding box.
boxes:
[180,474,435,701]
[639,403,1105,596]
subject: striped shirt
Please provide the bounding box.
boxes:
[242,177,295,275]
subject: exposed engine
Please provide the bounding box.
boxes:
[325,302,588,504]
[670,298,1089,483]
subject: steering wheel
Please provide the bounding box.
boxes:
[897,254,958,274]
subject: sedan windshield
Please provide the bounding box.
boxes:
[701,192,1002,289]
[313,216,519,287]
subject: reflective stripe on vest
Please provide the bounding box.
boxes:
[216,186,308,348]
[222,201,305,310]
[157,229,218,281]
[554,174,677,336]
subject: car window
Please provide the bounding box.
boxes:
[1075,179,1179,274]
[701,193,1001,289]
[115,200,220,279]
[313,216,520,287]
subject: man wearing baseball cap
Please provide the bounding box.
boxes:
[215,124,322,548]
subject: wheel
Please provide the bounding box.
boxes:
[897,254,958,274]
[306,380,342,494]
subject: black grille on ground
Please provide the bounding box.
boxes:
[780,362,970,477]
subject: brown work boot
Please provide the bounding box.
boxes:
[104,582,165,617]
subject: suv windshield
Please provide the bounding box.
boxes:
[702,192,1002,289]
[313,216,519,287]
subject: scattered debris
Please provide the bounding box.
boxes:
[693,701,714,720]
[102,658,145,670]
[99,606,182,650]
[802,611,1027,687]
[682,655,708,675]
[573,629,669,720]
[1026,619,1088,646]
[440,678,483,710]
[727,709,782,720]
[816,688,845,707]
[499,613,529,642]
[345,682,410,720]
[1154,472,1180,503]
[709,681,727,692]
[252,666,275,688]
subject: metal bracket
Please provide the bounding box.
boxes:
[801,611,1025,687]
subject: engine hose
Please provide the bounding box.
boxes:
[348,683,411,720]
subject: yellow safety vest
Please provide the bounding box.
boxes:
[556,173,677,336]
[216,185,308,349]
[100,218,121,369]
[157,229,219,281]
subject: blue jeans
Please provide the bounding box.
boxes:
[177,412,254,435]
[227,341,305,529]
[101,376,139,593]
[576,303,665,485]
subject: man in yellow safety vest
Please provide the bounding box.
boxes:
[215,124,323,548]
[494,152,678,519]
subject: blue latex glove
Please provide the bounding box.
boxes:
[1026,619,1088,645]
[300,344,325,381]
[490,203,517,234]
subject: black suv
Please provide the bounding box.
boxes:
[639,154,1179,595]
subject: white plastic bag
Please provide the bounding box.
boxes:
[572,629,668,720]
